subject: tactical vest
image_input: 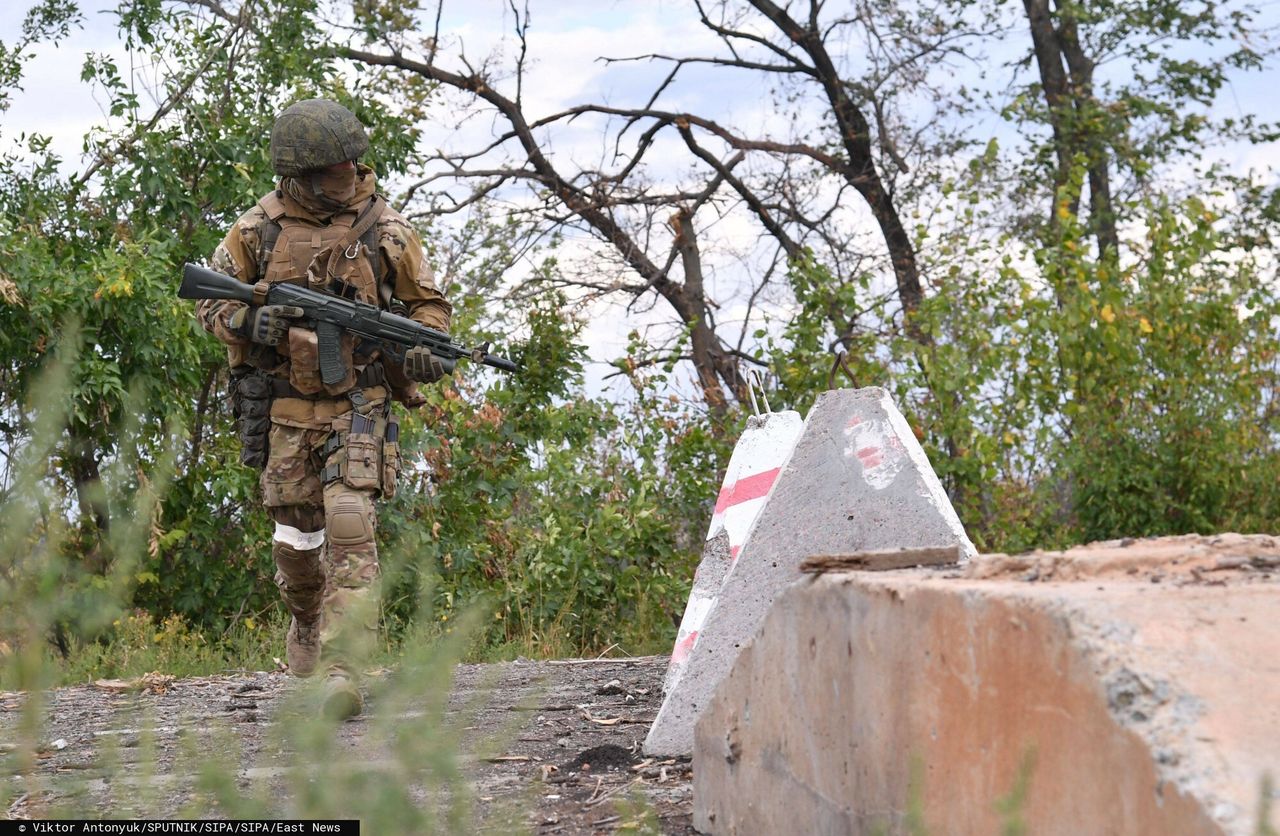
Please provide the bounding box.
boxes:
[249,190,389,397]
[257,190,386,296]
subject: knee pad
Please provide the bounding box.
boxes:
[327,489,375,548]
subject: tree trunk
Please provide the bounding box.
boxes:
[1023,0,1118,259]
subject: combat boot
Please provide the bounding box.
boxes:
[321,670,363,720]
[286,617,321,678]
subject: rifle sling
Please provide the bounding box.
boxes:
[325,195,386,284]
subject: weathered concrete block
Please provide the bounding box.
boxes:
[693,534,1280,835]
[645,387,974,756]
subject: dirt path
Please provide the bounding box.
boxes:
[1,655,693,834]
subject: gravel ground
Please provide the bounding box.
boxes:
[1,655,694,835]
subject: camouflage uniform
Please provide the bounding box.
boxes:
[199,154,451,676]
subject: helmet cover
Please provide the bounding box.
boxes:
[269,99,369,176]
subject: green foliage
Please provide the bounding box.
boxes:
[0,0,80,113]
[0,349,170,690]
[16,610,283,687]
[770,162,1280,551]
[380,292,723,658]
[1,0,720,655]
[181,608,491,833]
[1040,193,1280,541]
[1258,773,1278,836]
[999,0,1275,211]
[2,0,1278,674]
[0,0,439,643]
[995,748,1037,836]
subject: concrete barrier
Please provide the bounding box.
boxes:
[693,534,1280,835]
[664,410,804,694]
[645,387,974,756]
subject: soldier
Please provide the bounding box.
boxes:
[197,99,452,718]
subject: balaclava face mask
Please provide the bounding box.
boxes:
[309,165,358,210]
[281,164,359,219]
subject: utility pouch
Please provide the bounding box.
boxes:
[339,412,382,491]
[286,327,324,395]
[381,414,402,499]
[233,372,272,470]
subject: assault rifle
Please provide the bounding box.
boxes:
[179,262,519,382]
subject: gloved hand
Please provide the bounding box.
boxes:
[228,304,304,346]
[403,346,448,384]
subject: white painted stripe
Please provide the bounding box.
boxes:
[272,523,326,550]
[704,411,804,542]
[675,592,716,641]
[722,496,767,550]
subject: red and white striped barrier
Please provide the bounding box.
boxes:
[664,410,804,693]
[645,387,976,756]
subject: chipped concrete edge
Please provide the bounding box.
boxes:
[876,389,977,560]
[1048,598,1237,832]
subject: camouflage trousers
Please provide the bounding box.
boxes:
[263,416,381,672]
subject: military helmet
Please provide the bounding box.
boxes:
[269,99,369,176]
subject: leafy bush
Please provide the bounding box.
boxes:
[770,184,1280,552]
[380,294,725,658]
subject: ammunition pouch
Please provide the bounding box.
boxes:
[320,412,401,498]
[230,370,273,470]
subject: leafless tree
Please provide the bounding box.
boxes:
[334,0,988,418]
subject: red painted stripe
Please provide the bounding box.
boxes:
[713,467,781,513]
[671,630,699,664]
[730,544,741,560]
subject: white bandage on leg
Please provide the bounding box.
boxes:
[273,523,326,551]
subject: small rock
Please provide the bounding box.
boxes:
[556,737,571,749]
[625,694,636,705]
[596,679,625,696]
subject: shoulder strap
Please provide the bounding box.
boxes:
[257,190,288,221]
[323,195,386,285]
[255,191,288,280]
[361,220,384,286]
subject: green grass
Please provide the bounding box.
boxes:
[1,610,285,690]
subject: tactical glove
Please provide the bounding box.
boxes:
[403,346,448,384]
[228,304,304,346]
